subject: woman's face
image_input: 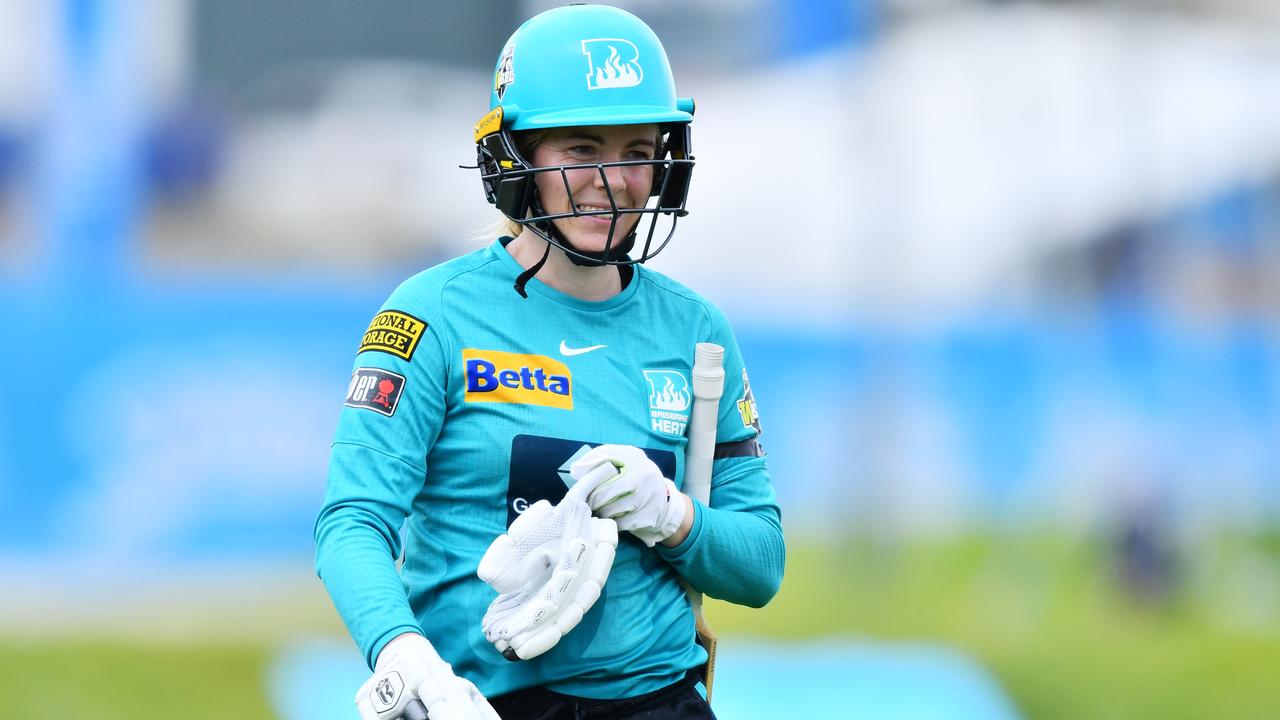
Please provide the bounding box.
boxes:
[529,124,659,254]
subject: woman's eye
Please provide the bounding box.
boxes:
[626,150,655,160]
[567,145,597,158]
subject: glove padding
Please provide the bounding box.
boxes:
[569,444,689,547]
[355,633,499,720]
[477,460,620,661]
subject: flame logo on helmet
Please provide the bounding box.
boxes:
[582,38,643,90]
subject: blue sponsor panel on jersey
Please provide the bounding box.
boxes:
[506,434,677,527]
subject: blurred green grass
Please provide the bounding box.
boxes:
[711,532,1280,720]
[0,640,275,719]
[2,534,1277,719]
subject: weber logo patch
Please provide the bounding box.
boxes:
[346,368,406,416]
[360,310,426,361]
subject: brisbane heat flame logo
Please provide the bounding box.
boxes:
[643,369,690,437]
[582,38,643,90]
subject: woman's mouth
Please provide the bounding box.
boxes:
[575,204,623,226]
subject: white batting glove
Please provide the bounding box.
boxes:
[355,633,499,720]
[569,444,689,547]
[477,461,620,661]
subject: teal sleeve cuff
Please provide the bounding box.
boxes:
[657,497,704,561]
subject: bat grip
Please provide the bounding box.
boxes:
[686,343,724,505]
[691,343,726,398]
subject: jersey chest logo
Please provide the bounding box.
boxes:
[642,369,690,437]
[463,349,573,410]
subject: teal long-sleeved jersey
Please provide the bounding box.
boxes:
[314,238,784,700]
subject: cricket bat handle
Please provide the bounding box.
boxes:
[686,342,724,507]
[686,342,724,702]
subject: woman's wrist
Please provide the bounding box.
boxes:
[659,492,695,547]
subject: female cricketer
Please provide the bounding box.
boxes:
[314,5,784,719]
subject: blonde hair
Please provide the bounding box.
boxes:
[472,214,525,244]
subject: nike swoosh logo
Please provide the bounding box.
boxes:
[560,341,607,357]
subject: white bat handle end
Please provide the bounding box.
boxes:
[686,342,724,504]
[692,343,725,401]
[694,342,725,367]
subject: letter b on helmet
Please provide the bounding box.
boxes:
[582,39,643,90]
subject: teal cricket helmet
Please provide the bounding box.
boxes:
[488,4,695,129]
[474,4,697,292]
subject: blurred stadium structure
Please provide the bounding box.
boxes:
[1,0,1278,718]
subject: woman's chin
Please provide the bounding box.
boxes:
[556,222,637,255]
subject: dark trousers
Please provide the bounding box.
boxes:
[487,671,716,720]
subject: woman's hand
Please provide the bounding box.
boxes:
[476,478,619,661]
[569,444,692,547]
[356,633,499,720]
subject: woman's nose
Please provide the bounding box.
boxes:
[594,162,628,194]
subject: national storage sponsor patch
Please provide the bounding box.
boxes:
[345,367,406,416]
[463,349,572,410]
[359,310,426,361]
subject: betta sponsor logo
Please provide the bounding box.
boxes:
[643,369,691,437]
[345,368,406,417]
[463,349,572,409]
